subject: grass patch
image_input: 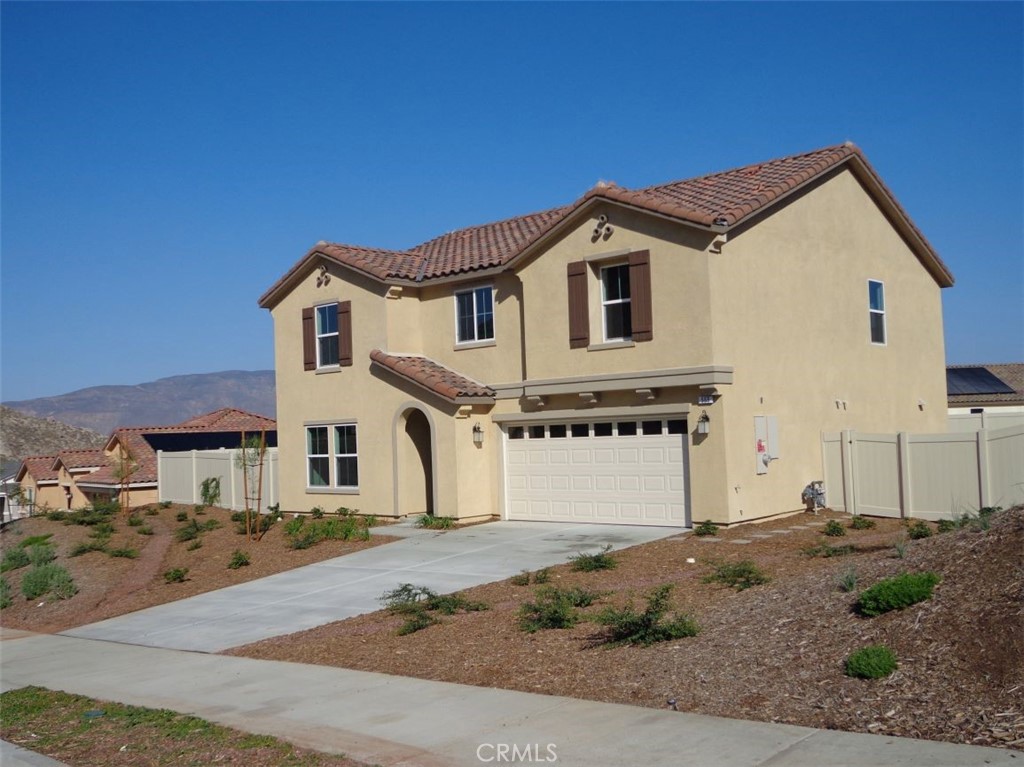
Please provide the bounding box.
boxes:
[856,571,941,616]
[0,686,362,767]
[1,547,31,573]
[108,547,139,559]
[569,544,617,572]
[703,560,770,591]
[70,540,109,557]
[416,514,456,530]
[594,584,700,646]
[20,564,77,601]
[17,534,54,548]
[845,645,898,679]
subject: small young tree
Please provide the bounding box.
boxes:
[235,431,267,541]
[112,445,139,517]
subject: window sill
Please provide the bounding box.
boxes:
[454,339,497,351]
[587,340,634,351]
[315,366,342,375]
[307,487,360,495]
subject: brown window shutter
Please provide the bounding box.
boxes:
[338,300,353,367]
[302,307,316,370]
[567,261,589,349]
[629,250,653,342]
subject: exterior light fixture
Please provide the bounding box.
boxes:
[697,410,711,435]
[472,423,484,446]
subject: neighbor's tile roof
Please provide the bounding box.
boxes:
[370,350,495,402]
[17,455,59,483]
[260,142,952,301]
[947,363,1024,406]
[175,407,277,432]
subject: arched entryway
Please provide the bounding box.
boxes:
[395,406,435,517]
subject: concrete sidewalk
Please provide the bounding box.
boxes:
[62,521,681,652]
[1,632,1016,767]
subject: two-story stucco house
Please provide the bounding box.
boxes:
[259,143,954,527]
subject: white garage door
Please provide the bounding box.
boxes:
[504,418,689,527]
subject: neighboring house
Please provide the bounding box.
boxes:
[259,143,953,527]
[946,363,1024,433]
[15,408,277,510]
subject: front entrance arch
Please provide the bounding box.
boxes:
[393,405,436,517]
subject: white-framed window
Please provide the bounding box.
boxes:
[601,264,632,341]
[306,423,358,489]
[868,280,886,345]
[455,286,495,344]
[316,303,340,366]
[307,426,330,487]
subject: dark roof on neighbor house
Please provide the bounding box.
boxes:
[947,364,1024,407]
[259,143,954,308]
[370,350,495,403]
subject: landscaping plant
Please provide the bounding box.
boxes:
[856,571,941,616]
[849,515,876,530]
[416,514,456,530]
[21,564,77,601]
[693,519,718,537]
[163,568,189,584]
[907,520,932,540]
[569,544,617,572]
[518,585,600,633]
[703,560,770,591]
[594,584,699,646]
[845,645,898,679]
[228,550,251,569]
[0,577,11,609]
[823,520,846,537]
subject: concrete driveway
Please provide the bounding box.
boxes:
[63,520,682,652]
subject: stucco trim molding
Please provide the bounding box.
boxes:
[492,402,692,424]
[492,365,733,399]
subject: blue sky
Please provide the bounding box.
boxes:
[2,1,1022,402]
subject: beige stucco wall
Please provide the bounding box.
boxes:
[269,259,499,519]
[707,168,948,523]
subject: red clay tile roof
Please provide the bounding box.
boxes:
[370,350,495,403]
[947,363,1024,406]
[175,407,277,432]
[259,143,953,307]
[52,449,106,472]
[16,455,59,484]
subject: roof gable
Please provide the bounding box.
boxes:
[259,143,952,309]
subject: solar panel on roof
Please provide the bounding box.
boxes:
[946,367,1016,396]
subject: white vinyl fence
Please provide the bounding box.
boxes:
[158,448,278,513]
[948,411,1024,432]
[822,424,1024,520]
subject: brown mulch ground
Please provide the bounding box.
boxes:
[0,504,395,634]
[229,508,1024,751]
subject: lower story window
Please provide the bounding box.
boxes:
[306,423,359,489]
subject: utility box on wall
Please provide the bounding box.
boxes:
[754,415,779,475]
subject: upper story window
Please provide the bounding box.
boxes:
[316,303,340,366]
[455,286,494,344]
[601,264,632,341]
[868,280,886,345]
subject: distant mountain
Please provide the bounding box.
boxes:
[0,406,107,464]
[3,370,276,437]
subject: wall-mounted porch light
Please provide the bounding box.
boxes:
[696,410,711,435]
[472,423,484,446]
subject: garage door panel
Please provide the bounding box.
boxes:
[506,422,689,528]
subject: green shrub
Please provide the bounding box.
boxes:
[518,586,591,632]
[425,593,488,615]
[907,520,932,540]
[511,571,531,586]
[823,520,846,537]
[58,506,115,527]
[380,583,485,635]
[533,567,551,584]
[176,511,189,522]
[1,548,31,573]
[283,516,305,536]
[0,577,11,609]
[70,541,108,557]
[850,515,876,530]
[397,610,438,635]
[857,571,941,616]
[136,525,154,536]
[187,539,203,551]
[704,560,770,591]
[845,645,897,679]
[892,537,908,559]
[693,520,718,537]
[335,506,356,517]
[200,476,222,507]
[158,501,172,509]
[27,544,56,567]
[804,542,856,558]
[569,544,617,572]
[937,518,957,533]
[287,517,368,549]
[175,519,202,542]
[228,550,251,569]
[21,564,76,601]
[594,584,700,646]
[127,515,143,527]
[108,547,139,559]
[310,506,325,519]
[89,522,115,539]
[163,568,189,584]
[416,514,455,530]
[145,507,160,516]
[380,583,437,612]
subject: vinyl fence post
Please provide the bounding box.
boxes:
[191,450,198,504]
[897,432,911,519]
[977,429,991,510]
[841,429,857,517]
